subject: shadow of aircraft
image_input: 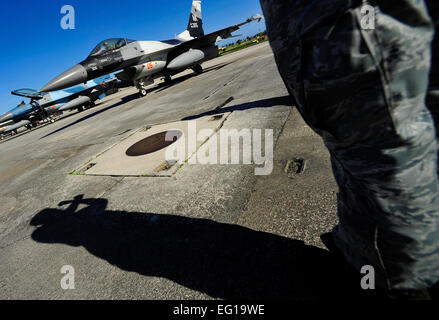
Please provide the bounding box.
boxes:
[182,95,293,121]
[30,195,368,300]
[40,63,232,139]
[153,63,231,94]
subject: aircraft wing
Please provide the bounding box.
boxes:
[177,15,263,50]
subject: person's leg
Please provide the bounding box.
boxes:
[261,0,439,290]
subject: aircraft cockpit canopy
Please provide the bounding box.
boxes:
[11,88,43,100]
[89,38,135,57]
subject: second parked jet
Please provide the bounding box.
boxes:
[0,75,118,138]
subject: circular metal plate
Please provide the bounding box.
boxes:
[126,130,183,157]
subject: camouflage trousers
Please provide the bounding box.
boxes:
[261,0,439,289]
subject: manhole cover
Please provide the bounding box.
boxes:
[126,130,183,157]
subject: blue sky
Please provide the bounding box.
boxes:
[0,0,265,114]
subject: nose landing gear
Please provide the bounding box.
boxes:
[135,77,154,97]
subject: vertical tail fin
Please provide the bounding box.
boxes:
[187,1,204,38]
[176,1,205,41]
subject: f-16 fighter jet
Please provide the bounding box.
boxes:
[41,1,262,97]
[0,75,118,138]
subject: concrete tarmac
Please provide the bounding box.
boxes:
[0,43,357,300]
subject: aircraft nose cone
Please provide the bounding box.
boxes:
[0,112,13,123]
[41,64,87,92]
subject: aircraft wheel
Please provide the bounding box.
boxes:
[194,64,203,75]
[140,89,148,97]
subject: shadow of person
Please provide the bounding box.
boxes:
[30,195,365,300]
